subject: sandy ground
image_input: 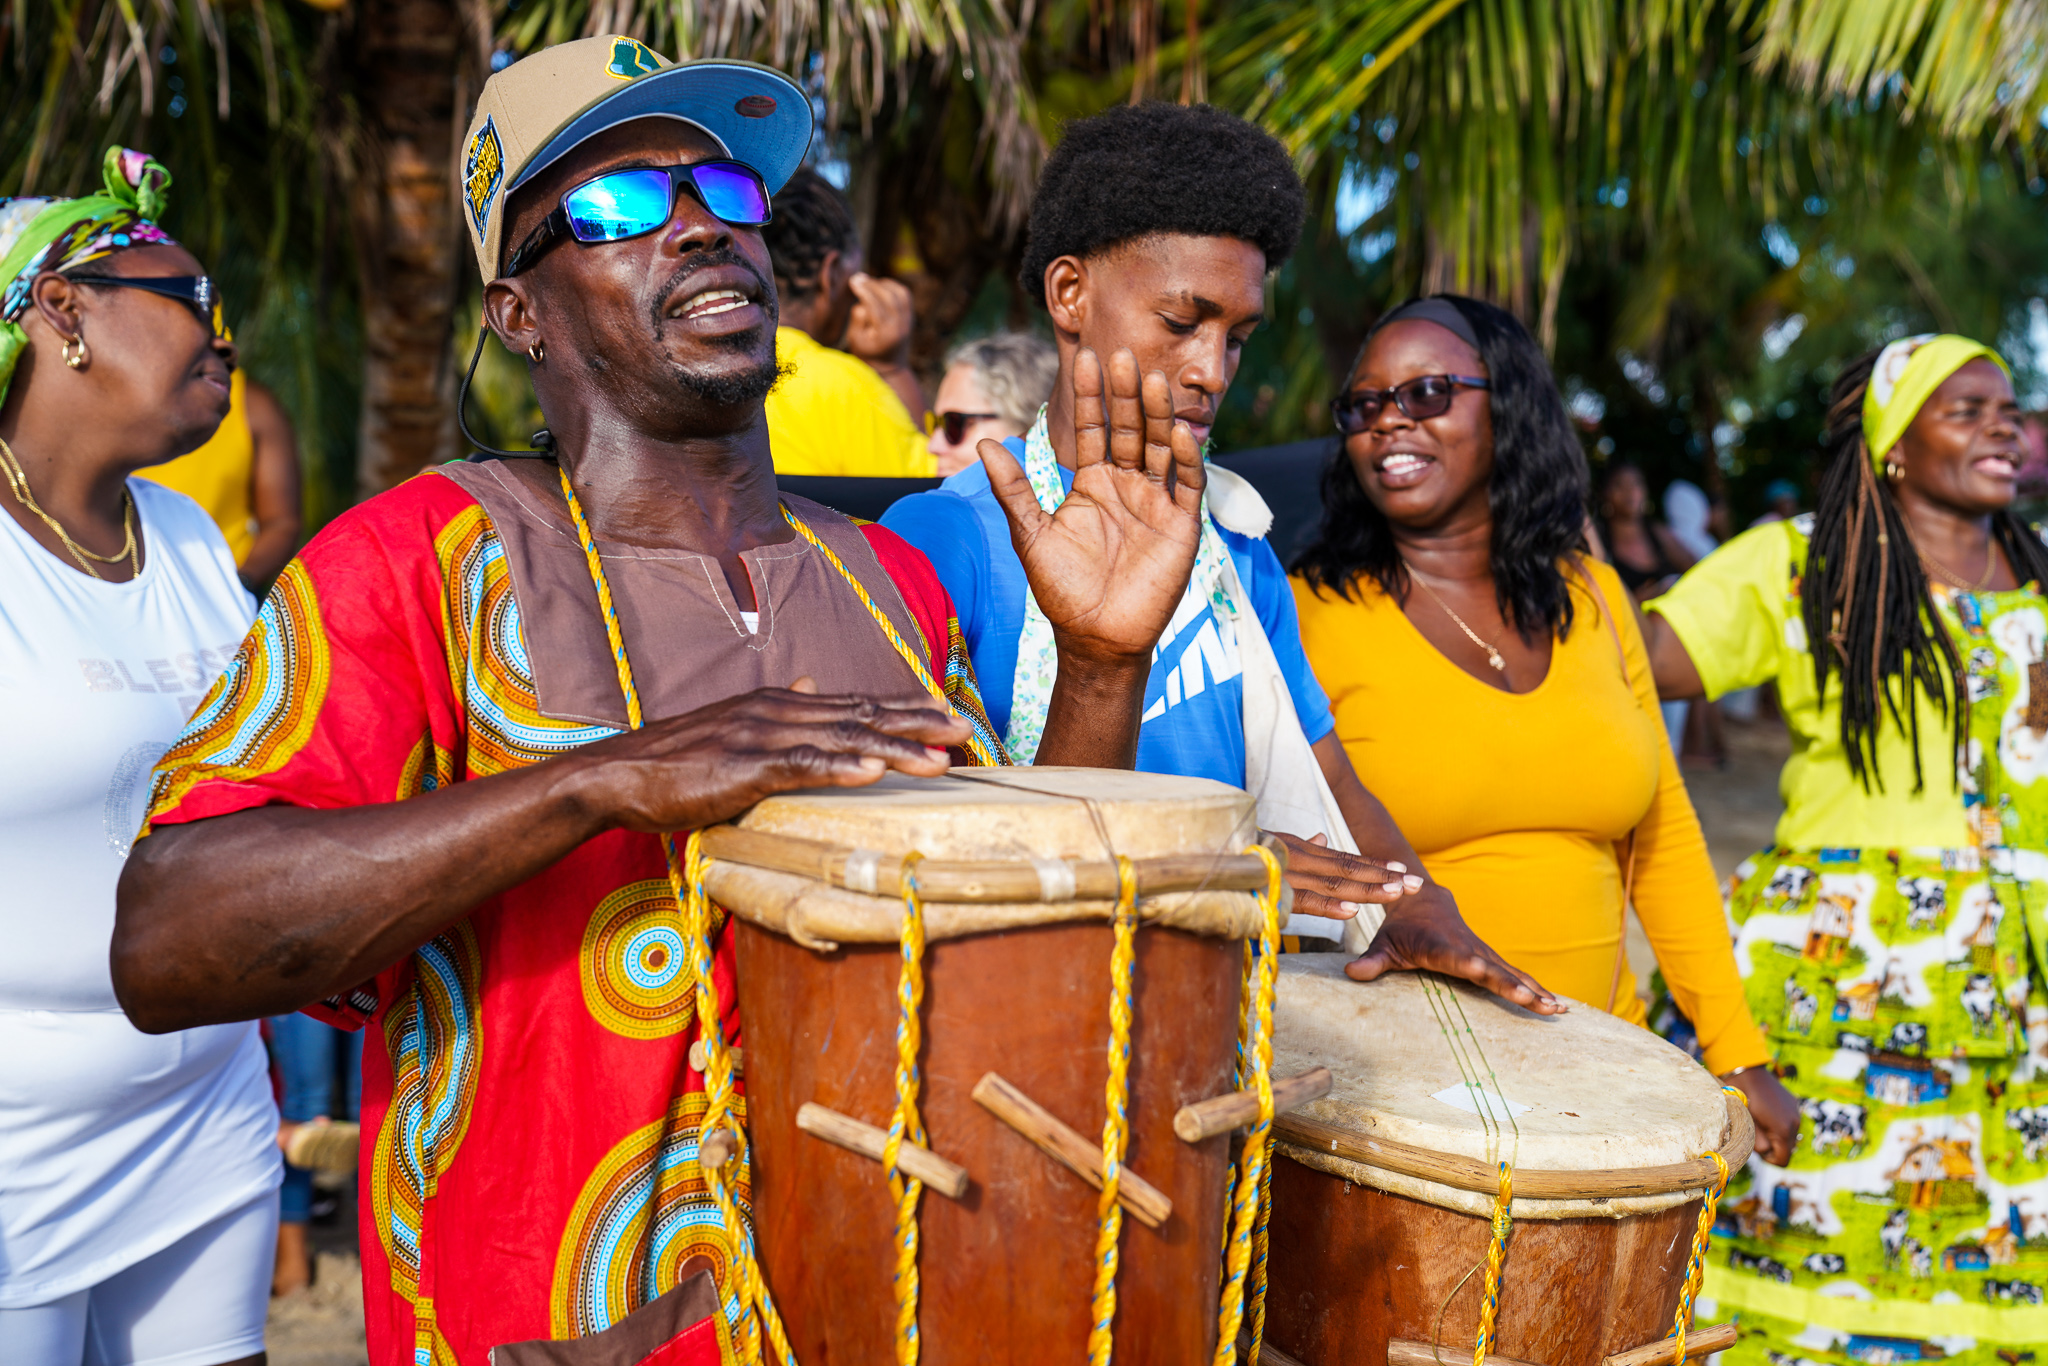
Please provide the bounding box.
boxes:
[265,715,1792,1365]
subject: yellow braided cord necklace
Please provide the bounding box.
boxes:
[886,852,932,1364]
[1212,843,1284,1364]
[779,507,1001,767]
[1669,1087,1743,1363]
[559,466,796,1366]
[1086,857,1141,1364]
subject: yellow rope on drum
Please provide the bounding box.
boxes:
[1472,1163,1513,1366]
[779,507,1001,767]
[1213,843,1284,1365]
[886,852,932,1365]
[560,467,796,1366]
[1669,1086,1743,1364]
[1087,857,1141,1365]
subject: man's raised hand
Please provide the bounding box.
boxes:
[979,346,1205,668]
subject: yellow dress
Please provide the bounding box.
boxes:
[1290,556,1769,1072]
[136,369,255,564]
[764,326,935,478]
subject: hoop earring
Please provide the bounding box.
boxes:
[62,335,88,370]
[527,341,545,364]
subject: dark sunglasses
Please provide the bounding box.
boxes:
[1330,373,1489,434]
[937,411,1001,444]
[68,273,227,338]
[504,160,773,277]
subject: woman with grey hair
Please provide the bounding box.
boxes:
[928,330,1058,476]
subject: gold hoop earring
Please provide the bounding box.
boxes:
[62,335,88,370]
[527,341,545,364]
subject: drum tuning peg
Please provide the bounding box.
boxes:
[971,1072,1172,1229]
[795,1102,970,1200]
[1174,1067,1333,1143]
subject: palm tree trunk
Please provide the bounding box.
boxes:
[350,0,466,496]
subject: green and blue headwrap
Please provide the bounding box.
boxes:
[0,146,178,410]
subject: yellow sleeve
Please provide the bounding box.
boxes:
[766,329,937,478]
[1644,521,1798,701]
[1596,561,1771,1074]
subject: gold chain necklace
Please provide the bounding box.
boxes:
[0,435,138,580]
[1920,543,1996,593]
[1407,567,1507,673]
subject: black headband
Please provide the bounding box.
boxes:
[1368,297,1481,353]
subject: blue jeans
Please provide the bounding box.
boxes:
[268,1013,363,1223]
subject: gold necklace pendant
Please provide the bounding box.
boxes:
[1408,566,1509,673]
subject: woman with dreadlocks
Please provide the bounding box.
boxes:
[1645,335,2047,1361]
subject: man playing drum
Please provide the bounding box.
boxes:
[110,39,1548,1366]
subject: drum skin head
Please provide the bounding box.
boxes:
[1272,954,1728,1218]
[735,767,1258,861]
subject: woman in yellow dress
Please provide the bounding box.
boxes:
[1289,294,1800,1159]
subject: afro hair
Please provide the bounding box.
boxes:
[1018,102,1305,306]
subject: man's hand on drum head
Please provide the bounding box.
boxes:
[1272,832,1422,916]
[980,347,1203,669]
[571,685,969,834]
[1344,884,1566,1016]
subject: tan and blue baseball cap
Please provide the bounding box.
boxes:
[460,36,811,283]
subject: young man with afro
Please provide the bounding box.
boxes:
[884,102,1557,1007]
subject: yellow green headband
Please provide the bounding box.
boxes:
[1862,332,2009,469]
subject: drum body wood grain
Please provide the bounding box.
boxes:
[1264,1162,1700,1365]
[717,769,1267,1365]
[1264,956,1734,1366]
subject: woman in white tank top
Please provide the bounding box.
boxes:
[0,149,280,1366]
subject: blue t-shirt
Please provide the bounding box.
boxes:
[881,448,1334,788]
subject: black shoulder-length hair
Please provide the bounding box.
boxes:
[1291,294,1591,641]
[1800,347,2048,792]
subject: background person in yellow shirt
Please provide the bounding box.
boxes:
[761,168,932,476]
[136,369,301,591]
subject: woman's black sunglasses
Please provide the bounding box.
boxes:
[504,159,773,278]
[937,411,1000,443]
[1330,373,1489,434]
[67,273,226,338]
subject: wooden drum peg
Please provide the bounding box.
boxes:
[970,1072,1172,1229]
[1174,1067,1333,1143]
[795,1102,971,1200]
[1603,1323,1738,1366]
[698,1127,738,1169]
[687,1041,744,1075]
[1388,1342,1549,1366]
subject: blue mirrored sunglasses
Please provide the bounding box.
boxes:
[503,160,772,277]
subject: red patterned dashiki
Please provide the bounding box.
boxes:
[141,469,1001,1366]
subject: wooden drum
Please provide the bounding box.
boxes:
[699,767,1279,1365]
[1263,956,1752,1366]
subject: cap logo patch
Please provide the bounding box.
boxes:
[606,37,662,80]
[735,94,777,118]
[464,116,504,242]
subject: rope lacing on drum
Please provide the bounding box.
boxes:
[1087,857,1141,1366]
[1417,973,1519,1366]
[1670,1088,1743,1364]
[1213,843,1284,1365]
[887,852,932,1365]
[779,506,1002,766]
[562,467,797,1366]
